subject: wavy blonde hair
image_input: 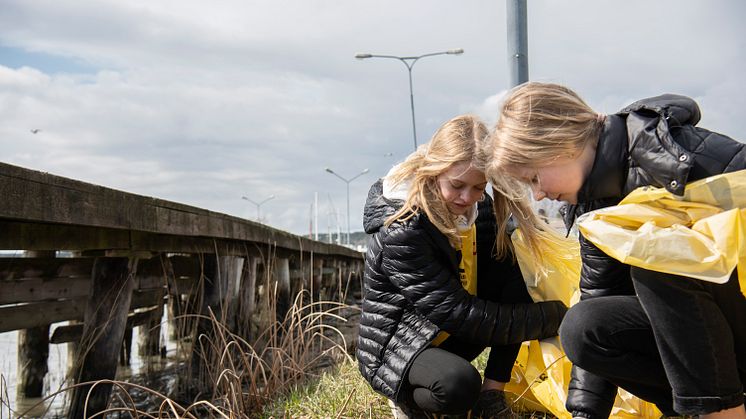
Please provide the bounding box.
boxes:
[385,114,491,249]
[486,82,604,262]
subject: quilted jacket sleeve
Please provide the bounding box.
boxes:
[579,232,634,299]
[380,222,566,347]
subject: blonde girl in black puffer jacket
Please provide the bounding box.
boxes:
[357,114,567,418]
[488,82,746,419]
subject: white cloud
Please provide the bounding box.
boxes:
[1,0,744,235]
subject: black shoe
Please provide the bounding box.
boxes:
[472,390,511,418]
[388,399,431,419]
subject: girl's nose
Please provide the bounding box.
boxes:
[531,187,546,201]
[464,189,481,204]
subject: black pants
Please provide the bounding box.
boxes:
[399,271,533,414]
[560,268,746,416]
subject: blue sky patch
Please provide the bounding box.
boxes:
[0,45,98,74]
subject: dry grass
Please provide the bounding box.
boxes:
[261,357,391,419]
[0,250,557,419]
[0,248,361,418]
[1,292,354,418]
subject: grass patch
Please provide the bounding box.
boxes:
[262,358,390,418]
[262,348,557,419]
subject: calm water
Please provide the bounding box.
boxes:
[0,313,176,418]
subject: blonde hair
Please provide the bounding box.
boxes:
[487,82,604,262]
[385,114,491,249]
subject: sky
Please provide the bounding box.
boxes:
[1,1,745,237]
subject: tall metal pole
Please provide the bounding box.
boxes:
[242,195,275,222]
[507,0,529,87]
[355,49,464,151]
[325,167,369,246]
[346,182,351,246]
[314,192,319,240]
[406,67,417,150]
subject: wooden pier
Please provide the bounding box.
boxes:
[0,161,364,418]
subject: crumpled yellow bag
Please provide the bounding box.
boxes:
[508,229,661,418]
[578,169,746,296]
[505,169,746,418]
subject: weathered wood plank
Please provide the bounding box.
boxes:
[0,162,361,257]
[50,307,160,344]
[0,299,87,333]
[0,278,90,305]
[0,221,131,252]
[0,220,361,258]
[130,289,166,310]
[18,325,49,397]
[0,285,163,333]
[138,290,164,356]
[0,257,93,280]
[190,255,225,395]
[68,257,136,419]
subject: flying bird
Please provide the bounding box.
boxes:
[30,129,41,134]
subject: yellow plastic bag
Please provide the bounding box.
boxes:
[512,229,581,307]
[509,230,662,418]
[578,169,746,295]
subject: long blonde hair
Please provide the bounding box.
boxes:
[487,82,603,261]
[385,114,490,249]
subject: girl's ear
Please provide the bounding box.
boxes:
[579,137,598,177]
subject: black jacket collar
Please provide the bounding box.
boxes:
[563,114,628,230]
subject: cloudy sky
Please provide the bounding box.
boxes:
[1,1,745,236]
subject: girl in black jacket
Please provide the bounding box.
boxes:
[488,82,746,419]
[357,114,567,418]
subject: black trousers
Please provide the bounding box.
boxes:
[399,270,533,414]
[560,268,746,416]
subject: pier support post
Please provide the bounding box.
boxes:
[274,257,291,321]
[17,250,54,398]
[238,256,258,337]
[68,257,137,419]
[312,257,323,301]
[189,254,226,394]
[220,256,243,332]
[17,325,49,397]
[119,325,133,365]
[163,255,189,341]
[138,287,165,357]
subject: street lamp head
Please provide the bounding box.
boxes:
[447,48,464,55]
[362,168,370,174]
[325,167,334,174]
[267,195,276,199]
[355,53,372,59]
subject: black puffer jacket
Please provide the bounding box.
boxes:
[357,179,567,402]
[564,94,746,417]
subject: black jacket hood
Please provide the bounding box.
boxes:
[363,178,400,234]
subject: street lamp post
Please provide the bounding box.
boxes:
[241,195,275,222]
[355,49,464,151]
[325,167,369,245]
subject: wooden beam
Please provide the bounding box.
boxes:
[68,257,136,419]
[18,325,49,397]
[0,298,87,333]
[0,161,363,258]
[138,290,164,356]
[0,257,93,280]
[50,307,160,344]
[0,278,90,305]
[0,287,163,332]
[0,221,131,252]
[190,255,224,395]
[130,289,165,309]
